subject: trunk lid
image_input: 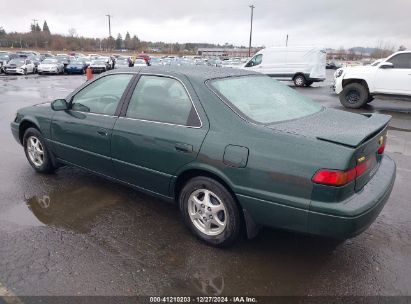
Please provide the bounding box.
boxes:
[269,108,390,190]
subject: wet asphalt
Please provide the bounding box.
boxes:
[0,70,410,297]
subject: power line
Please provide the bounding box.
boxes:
[248,5,254,57]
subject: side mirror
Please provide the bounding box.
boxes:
[380,62,394,69]
[51,99,68,111]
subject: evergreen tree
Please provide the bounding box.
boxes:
[115,33,123,50]
[131,35,140,51]
[124,31,131,49]
[35,24,41,32]
[0,27,5,36]
[43,21,50,34]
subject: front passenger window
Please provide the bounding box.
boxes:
[246,54,263,67]
[71,74,133,115]
[388,54,411,69]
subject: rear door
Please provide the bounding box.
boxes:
[375,53,411,95]
[111,74,208,197]
[50,73,134,177]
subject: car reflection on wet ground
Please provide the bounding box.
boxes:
[0,72,410,297]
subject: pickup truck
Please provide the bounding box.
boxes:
[334,51,411,108]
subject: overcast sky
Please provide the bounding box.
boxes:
[1,0,410,49]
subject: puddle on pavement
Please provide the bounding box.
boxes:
[1,184,126,233]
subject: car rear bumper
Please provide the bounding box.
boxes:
[91,67,106,73]
[236,155,395,239]
[307,155,396,238]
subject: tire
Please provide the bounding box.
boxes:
[367,95,374,103]
[23,68,27,75]
[179,176,241,247]
[23,128,55,174]
[339,83,369,109]
[305,81,314,87]
[293,74,306,87]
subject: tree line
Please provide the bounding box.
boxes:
[0,22,224,54]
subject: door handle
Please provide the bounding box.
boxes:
[175,143,193,153]
[97,129,108,136]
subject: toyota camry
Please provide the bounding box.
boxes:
[10,67,396,247]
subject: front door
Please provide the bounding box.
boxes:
[375,53,411,95]
[50,73,134,177]
[111,74,208,197]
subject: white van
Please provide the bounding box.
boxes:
[242,46,327,87]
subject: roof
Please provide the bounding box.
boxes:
[107,66,259,82]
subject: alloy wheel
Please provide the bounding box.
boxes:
[188,189,227,236]
[26,136,44,167]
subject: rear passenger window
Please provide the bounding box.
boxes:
[126,75,200,126]
[388,54,411,69]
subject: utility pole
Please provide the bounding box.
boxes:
[32,19,38,48]
[248,5,255,57]
[286,34,288,47]
[106,14,112,51]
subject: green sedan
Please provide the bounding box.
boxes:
[11,67,396,247]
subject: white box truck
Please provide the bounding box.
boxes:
[241,46,327,87]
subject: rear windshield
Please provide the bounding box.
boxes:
[210,75,322,124]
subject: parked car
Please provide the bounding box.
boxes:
[98,56,113,70]
[242,46,327,87]
[4,58,36,75]
[28,55,43,73]
[65,60,87,74]
[207,58,222,67]
[133,59,147,67]
[56,55,70,67]
[136,54,150,64]
[114,58,131,69]
[326,62,341,70]
[40,53,55,59]
[37,58,64,75]
[77,56,91,67]
[11,67,396,247]
[0,53,18,73]
[334,51,411,108]
[89,59,108,73]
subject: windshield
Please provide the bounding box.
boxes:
[135,59,146,64]
[71,61,83,65]
[92,60,105,64]
[0,55,9,60]
[210,75,322,124]
[9,59,25,66]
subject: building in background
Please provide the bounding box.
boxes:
[197,47,260,57]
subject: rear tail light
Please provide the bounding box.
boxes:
[377,142,385,154]
[377,136,386,154]
[312,155,375,187]
[312,168,356,186]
